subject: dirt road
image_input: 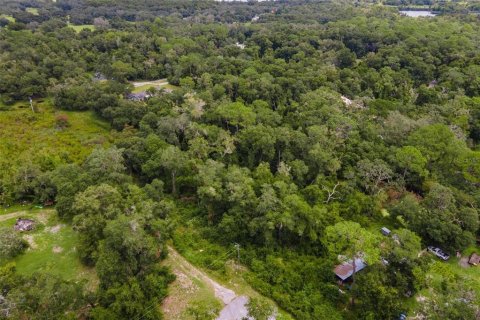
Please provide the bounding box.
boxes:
[0,209,53,223]
[166,246,274,320]
[131,79,169,88]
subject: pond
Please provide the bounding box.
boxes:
[400,10,437,17]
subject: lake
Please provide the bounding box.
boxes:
[400,10,437,17]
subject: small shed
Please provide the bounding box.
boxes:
[334,258,367,281]
[14,218,35,232]
[469,253,480,266]
[381,227,391,236]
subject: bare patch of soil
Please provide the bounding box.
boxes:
[52,246,63,253]
[46,224,63,234]
[23,234,37,249]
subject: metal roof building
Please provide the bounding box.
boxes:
[334,258,367,281]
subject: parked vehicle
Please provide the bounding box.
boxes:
[427,246,450,261]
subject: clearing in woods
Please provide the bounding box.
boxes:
[0,209,98,290]
[130,79,178,93]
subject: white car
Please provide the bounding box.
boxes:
[427,246,450,261]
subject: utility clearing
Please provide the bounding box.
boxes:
[163,246,278,320]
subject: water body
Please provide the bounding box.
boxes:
[400,10,437,17]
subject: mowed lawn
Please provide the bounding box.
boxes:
[0,209,98,289]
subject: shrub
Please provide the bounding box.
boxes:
[0,227,28,260]
[55,114,70,129]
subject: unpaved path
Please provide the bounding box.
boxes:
[167,246,236,304]
[0,209,53,222]
[166,246,274,320]
[0,210,28,222]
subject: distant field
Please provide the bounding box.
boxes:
[68,23,95,32]
[25,7,39,15]
[131,79,179,93]
[0,209,98,289]
[0,14,15,22]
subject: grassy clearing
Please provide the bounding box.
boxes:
[1,204,47,215]
[0,99,112,168]
[67,23,95,32]
[0,15,15,22]
[25,7,39,15]
[0,209,98,289]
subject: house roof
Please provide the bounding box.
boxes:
[334,258,367,281]
[381,227,391,234]
[127,92,150,100]
[469,253,480,265]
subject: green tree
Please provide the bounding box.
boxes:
[395,146,428,180]
[73,184,124,265]
[0,227,28,260]
[214,101,256,132]
[245,297,275,320]
[143,145,188,195]
[187,299,221,320]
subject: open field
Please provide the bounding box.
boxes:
[0,209,98,290]
[0,99,112,169]
[0,14,15,22]
[25,7,39,15]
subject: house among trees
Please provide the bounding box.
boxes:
[381,227,391,236]
[334,258,367,281]
[126,92,150,101]
[93,72,106,81]
[14,218,35,232]
[469,253,480,266]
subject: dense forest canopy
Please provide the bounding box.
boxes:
[1,0,480,319]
